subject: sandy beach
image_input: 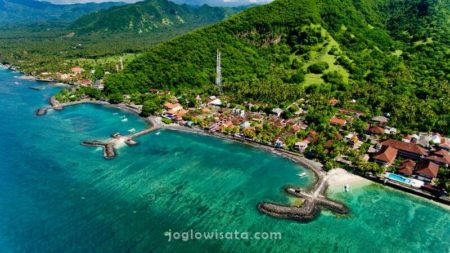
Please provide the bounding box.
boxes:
[326,168,372,193]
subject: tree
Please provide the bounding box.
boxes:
[141,99,161,117]
[308,62,329,74]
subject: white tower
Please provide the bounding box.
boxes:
[215,49,222,92]
[119,56,124,71]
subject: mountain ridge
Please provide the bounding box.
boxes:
[0,0,125,24]
[69,0,243,34]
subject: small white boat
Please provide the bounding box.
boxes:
[128,128,136,133]
[155,131,161,135]
[297,172,307,177]
[121,118,128,122]
[344,184,350,192]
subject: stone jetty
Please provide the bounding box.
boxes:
[35,108,49,116]
[258,173,349,222]
[81,140,116,159]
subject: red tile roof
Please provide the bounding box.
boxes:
[397,160,416,176]
[427,155,450,165]
[339,108,364,116]
[330,117,347,126]
[374,146,398,164]
[368,126,385,135]
[380,139,428,156]
[415,160,439,178]
[434,149,449,157]
[329,98,339,106]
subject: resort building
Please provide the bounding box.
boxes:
[380,139,428,159]
[414,160,440,182]
[373,145,398,167]
[397,160,416,176]
[426,149,450,167]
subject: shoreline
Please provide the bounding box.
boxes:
[37,96,450,212]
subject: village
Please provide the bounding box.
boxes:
[86,84,450,199]
[39,63,450,202]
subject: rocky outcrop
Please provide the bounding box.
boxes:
[35,108,48,116]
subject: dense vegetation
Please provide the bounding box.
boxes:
[104,0,450,134]
[0,0,243,75]
[71,0,241,34]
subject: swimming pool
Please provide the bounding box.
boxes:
[386,173,411,184]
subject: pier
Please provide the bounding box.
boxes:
[81,117,161,159]
[258,171,349,222]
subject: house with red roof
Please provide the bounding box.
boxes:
[329,117,347,127]
[397,160,416,176]
[414,160,440,182]
[367,125,385,135]
[380,139,428,159]
[373,146,398,167]
[426,149,450,167]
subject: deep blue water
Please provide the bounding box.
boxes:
[0,67,449,253]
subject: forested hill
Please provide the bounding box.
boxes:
[0,0,124,25]
[105,0,450,134]
[70,0,241,34]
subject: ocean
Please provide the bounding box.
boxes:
[0,68,449,252]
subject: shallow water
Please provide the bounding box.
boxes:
[0,68,449,252]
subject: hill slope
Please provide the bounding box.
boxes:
[105,0,450,133]
[0,0,124,25]
[70,0,241,34]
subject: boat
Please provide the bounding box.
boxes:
[155,131,161,136]
[297,172,307,177]
[344,184,350,192]
[121,118,128,122]
[128,128,136,133]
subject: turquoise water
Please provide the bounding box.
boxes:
[0,67,449,252]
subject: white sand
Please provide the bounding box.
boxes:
[327,168,371,192]
[111,137,128,149]
[17,75,36,80]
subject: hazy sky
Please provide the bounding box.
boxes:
[44,0,272,5]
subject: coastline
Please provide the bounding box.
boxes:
[38,96,450,211]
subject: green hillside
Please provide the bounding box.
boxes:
[105,0,450,134]
[70,0,240,34]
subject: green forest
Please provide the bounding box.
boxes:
[0,0,241,75]
[103,0,450,135]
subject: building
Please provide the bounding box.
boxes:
[329,98,339,106]
[367,126,385,135]
[329,117,347,127]
[397,160,416,176]
[164,102,183,112]
[373,146,398,167]
[71,66,84,75]
[272,108,284,117]
[338,108,364,117]
[372,116,388,126]
[414,160,440,182]
[295,140,310,153]
[380,139,428,159]
[426,149,450,167]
